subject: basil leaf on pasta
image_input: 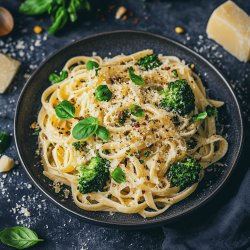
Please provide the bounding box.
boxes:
[0,226,43,249]
[49,70,68,84]
[72,117,99,140]
[111,167,126,183]
[55,100,75,120]
[129,67,145,85]
[129,104,144,117]
[96,126,110,141]
[86,61,99,70]
[192,111,207,122]
[95,85,112,102]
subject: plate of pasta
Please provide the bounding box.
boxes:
[15,31,243,228]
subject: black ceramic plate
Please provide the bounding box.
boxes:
[15,30,243,229]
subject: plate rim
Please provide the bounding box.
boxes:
[14,30,244,229]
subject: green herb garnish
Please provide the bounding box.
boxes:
[55,100,75,120]
[73,141,88,151]
[129,67,145,85]
[144,150,151,158]
[96,126,110,142]
[117,110,129,126]
[172,69,178,78]
[111,167,126,183]
[49,70,68,84]
[0,226,43,249]
[137,54,162,71]
[72,116,99,140]
[95,85,112,102]
[0,132,11,155]
[86,61,99,71]
[192,111,207,122]
[129,104,144,117]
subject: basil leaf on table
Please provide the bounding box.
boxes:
[48,6,68,35]
[95,85,112,102]
[129,104,144,117]
[96,126,110,142]
[111,167,126,183]
[49,70,68,84]
[0,131,11,154]
[19,0,52,15]
[192,111,207,122]
[0,226,43,249]
[55,100,75,120]
[73,117,99,140]
[129,67,145,85]
[68,0,81,22]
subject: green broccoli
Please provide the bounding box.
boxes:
[78,155,110,194]
[160,79,195,116]
[137,54,162,71]
[167,157,201,190]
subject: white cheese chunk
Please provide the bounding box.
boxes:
[0,53,21,93]
[206,1,250,62]
[0,155,15,172]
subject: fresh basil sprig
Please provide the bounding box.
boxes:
[111,167,126,183]
[73,117,99,140]
[0,226,43,249]
[49,70,68,84]
[19,0,91,35]
[129,67,145,85]
[129,104,144,117]
[95,85,112,102]
[48,6,68,35]
[55,100,75,120]
[96,126,110,142]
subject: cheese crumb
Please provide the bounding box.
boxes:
[0,53,20,94]
[0,155,15,173]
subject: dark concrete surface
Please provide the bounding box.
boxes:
[0,0,249,249]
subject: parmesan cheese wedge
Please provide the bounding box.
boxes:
[0,155,14,172]
[206,1,250,62]
[0,53,20,94]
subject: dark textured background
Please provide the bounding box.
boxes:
[0,0,249,249]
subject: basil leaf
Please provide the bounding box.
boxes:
[68,0,80,22]
[55,100,75,120]
[0,131,11,154]
[206,105,218,117]
[111,167,126,183]
[48,7,68,35]
[95,85,112,102]
[86,61,99,70]
[96,126,110,141]
[0,226,43,249]
[72,117,99,140]
[19,0,52,15]
[129,104,144,117]
[192,111,207,122]
[129,67,145,85]
[172,69,178,78]
[49,70,68,84]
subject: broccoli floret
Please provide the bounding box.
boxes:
[137,54,162,71]
[160,79,195,116]
[78,155,110,194]
[167,157,201,190]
